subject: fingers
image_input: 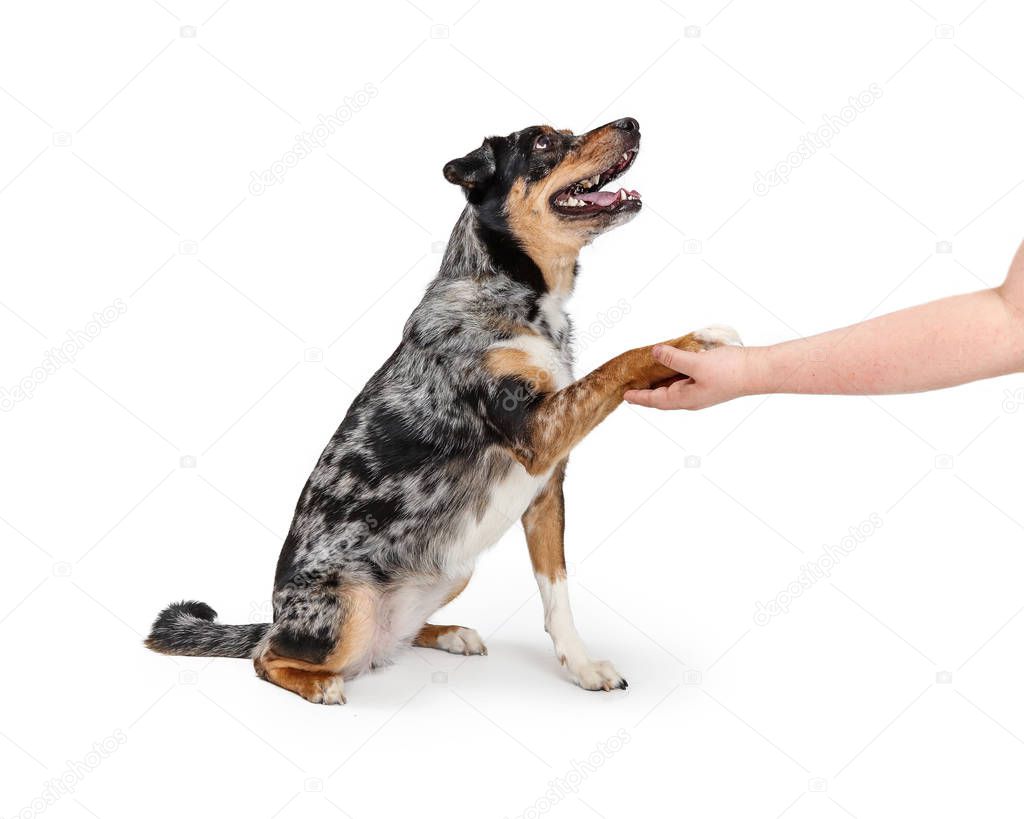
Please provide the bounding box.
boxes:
[625,380,698,410]
[652,345,702,375]
[623,386,677,409]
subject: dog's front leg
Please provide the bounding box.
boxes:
[500,326,737,688]
[522,461,626,691]
[515,326,740,476]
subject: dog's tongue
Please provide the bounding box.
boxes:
[578,189,620,206]
[577,188,640,206]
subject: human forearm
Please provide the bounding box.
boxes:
[746,289,1024,396]
[624,239,1024,411]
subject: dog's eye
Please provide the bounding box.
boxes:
[533,134,552,151]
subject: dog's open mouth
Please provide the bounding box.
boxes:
[551,147,641,216]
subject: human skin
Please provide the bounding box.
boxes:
[623,239,1024,410]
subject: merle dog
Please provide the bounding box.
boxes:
[146,118,740,704]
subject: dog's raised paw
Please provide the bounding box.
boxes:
[568,659,628,692]
[435,626,488,656]
[693,324,743,349]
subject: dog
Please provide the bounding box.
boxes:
[146,117,741,704]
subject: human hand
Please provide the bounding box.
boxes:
[623,343,756,410]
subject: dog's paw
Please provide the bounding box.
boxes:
[566,658,628,692]
[306,674,347,705]
[693,324,743,349]
[435,627,488,656]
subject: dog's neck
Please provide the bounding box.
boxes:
[443,205,581,300]
[419,208,573,352]
[518,241,579,298]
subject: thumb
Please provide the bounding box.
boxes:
[652,345,703,376]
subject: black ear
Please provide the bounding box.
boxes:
[443,140,495,191]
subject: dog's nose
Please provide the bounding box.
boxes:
[612,117,639,132]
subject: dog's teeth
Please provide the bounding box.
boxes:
[617,189,627,201]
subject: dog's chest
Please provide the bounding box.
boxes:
[441,294,572,573]
[445,460,551,575]
[490,293,574,390]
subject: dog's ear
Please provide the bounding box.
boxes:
[443,140,496,191]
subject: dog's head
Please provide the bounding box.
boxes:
[444,118,641,290]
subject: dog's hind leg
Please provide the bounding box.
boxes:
[414,624,487,655]
[412,575,487,655]
[522,460,625,691]
[254,581,378,705]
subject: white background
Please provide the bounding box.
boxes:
[2,1,1023,817]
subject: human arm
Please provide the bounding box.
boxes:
[624,239,1024,410]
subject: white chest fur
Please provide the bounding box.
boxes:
[444,460,550,576]
[490,334,573,391]
[537,291,569,337]
[487,296,574,392]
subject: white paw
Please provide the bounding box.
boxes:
[565,658,628,692]
[694,324,743,349]
[436,627,488,656]
[309,675,346,705]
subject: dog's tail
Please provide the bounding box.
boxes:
[144,600,269,659]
